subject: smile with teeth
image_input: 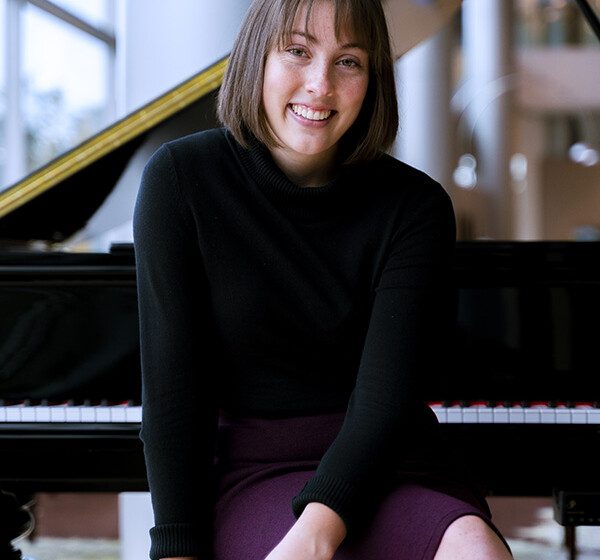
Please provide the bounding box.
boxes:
[290,104,333,121]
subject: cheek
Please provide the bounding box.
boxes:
[345,78,369,114]
[358,76,370,102]
[262,62,288,113]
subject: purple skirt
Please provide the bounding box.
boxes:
[213,412,510,560]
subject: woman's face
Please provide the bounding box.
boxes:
[262,0,369,177]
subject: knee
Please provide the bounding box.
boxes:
[433,515,513,560]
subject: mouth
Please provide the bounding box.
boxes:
[289,104,336,122]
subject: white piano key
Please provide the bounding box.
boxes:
[80,407,96,422]
[95,407,112,422]
[555,408,572,424]
[462,407,479,423]
[588,409,600,424]
[34,407,52,422]
[509,407,525,424]
[524,408,541,424]
[21,407,36,422]
[571,409,588,424]
[477,406,494,423]
[50,406,67,422]
[65,407,82,422]
[110,406,127,422]
[0,408,6,422]
[540,409,556,424]
[125,406,142,423]
[6,407,22,422]
[446,407,463,424]
[493,407,510,423]
[429,405,447,423]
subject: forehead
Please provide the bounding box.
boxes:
[277,0,370,48]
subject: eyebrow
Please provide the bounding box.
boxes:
[291,30,366,51]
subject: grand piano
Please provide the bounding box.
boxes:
[3,237,600,496]
[1,0,600,554]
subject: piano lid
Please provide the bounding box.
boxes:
[0,1,465,248]
[0,56,227,246]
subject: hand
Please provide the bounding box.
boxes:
[263,502,346,560]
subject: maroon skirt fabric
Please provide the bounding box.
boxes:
[213,412,511,560]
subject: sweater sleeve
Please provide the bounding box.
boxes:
[292,180,457,535]
[133,144,218,559]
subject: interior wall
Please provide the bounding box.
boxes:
[117,0,252,115]
[542,158,600,239]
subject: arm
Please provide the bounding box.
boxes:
[264,503,346,560]
[134,144,218,560]
[291,181,457,539]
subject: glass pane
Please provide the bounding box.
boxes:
[22,2,112,175]
[0,0,6,184]
[514,0,600,47]
[50,0,111,29]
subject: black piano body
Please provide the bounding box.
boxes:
[1,240,600,500]
[442,240,600,498]
[0,245,145,493]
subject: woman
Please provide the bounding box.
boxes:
[133,0,514,559]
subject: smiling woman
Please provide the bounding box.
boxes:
[132,1,513,560]
[260,3,370,187]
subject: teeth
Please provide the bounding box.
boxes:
[291,104,332,121]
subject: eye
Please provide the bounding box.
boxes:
[338,58,360,68]
[286,47,307,57]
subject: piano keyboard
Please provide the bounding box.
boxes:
[0,401,599,424]
[0,400,142,423]
[429,402,600,424]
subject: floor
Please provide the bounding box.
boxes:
[12,496,600,560]
[14,534,600,560]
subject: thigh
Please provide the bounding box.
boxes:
[214,467,505,560]
[214,465,314,560]
[335,481,506,560]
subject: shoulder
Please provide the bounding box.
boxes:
[142,127,235,186]
[160,127,231,163]
[351,152,454,213]
[373,153,444,190]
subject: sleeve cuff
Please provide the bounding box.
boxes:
[149,522,211,560]
[291,474,358,533]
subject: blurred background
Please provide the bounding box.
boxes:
[1,0,599,249]
[1,0,600,559]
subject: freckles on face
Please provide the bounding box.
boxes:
[260,1,369,166]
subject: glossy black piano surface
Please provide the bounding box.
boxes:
[1,240,600,496]
[0,245,144,492]
[0,248,139,402]
[445,240,600,404]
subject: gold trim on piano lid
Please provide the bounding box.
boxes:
[0,56,229,220]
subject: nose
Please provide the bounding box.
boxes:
[305,60,333,97]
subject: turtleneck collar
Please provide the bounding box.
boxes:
[233,131,346,203]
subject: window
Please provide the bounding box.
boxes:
[1,0,115,191]
[51,0,111,28]
[515,0,600,46]
[0,0,7,184]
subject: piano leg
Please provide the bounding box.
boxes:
[564,525,577,560]
[0,490,33,560]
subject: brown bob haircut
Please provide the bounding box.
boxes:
[217,0,398,164]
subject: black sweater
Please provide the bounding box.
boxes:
[133,127,456,559]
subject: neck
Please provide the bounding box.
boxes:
[268,147,338,188]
